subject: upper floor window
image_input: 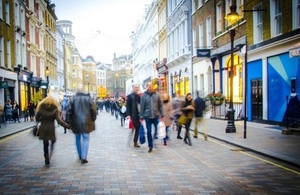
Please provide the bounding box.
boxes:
[198,0,203,9]
[192,0,196,13]
[0,0,3,20]
[253,3,263,44]
[270,0,282,37]
[206,16,212,48]
[198,23,204,48]
[216,2,222,34]
[293,0,300,29]
[5,2,10,25]
[0,36,4,67]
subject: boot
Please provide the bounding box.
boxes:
[44,154,50,165]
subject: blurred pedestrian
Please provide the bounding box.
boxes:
[118,97,127,126]
[126,84,141,147]
[28,100,35,121]
[12,100,20,123]
[66,85,97,164]
[181,93,194,146]
[35,96,71,166]
[193,93,207,140]
[172,92,183,139]
[161,93,173,146]
[61,96,69,134]
[139,82,164,153]
[4,99,13,123]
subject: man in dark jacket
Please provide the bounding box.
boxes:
[140,82,164,153]
[66,86,97,164]
[126,84,141,147]
[193,94,207,140]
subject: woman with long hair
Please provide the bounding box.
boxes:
[35,96,70,166]
[181,93,194,146]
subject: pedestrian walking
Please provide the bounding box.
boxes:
[4,99,13,123]
[12,100,20,123]
[193,93,207,140]
[139,82,164,153]
[35,96,71,166]
[28,100,35,121]
[60,96,69,134]
[172,93,183,139]
[118,97,127,126]
[181,93,194,146]
[161,93,173,146]
[66,85,97,164]
[126,84,141,147]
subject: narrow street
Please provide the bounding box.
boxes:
[0,111,300,194]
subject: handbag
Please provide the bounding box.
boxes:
[139,124,145,144]
[32,122,40,136]
[157,121,166,139]
[178,115,187,126]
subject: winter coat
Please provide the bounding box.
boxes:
[181,99,194,119]
[35,104,69,141]
[5,104,13,116]
[126,92,140,120]
[66,93,97,134]
[162,101,173,127]
[194,97,205,117]
[140,91,164,119]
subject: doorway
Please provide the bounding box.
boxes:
[251,79,263,120]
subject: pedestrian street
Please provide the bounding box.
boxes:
[0,111,300,194]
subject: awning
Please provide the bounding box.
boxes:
[289,42,300,58]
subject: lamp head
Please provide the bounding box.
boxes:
[225,5,240,25]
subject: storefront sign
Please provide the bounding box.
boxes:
[197,49,210,58]
[0,81,8,89]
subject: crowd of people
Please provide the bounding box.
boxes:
[98,81,207,153]
[0,81,208,166]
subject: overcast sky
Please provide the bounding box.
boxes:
[52,0,151,64]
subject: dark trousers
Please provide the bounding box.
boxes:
[184,119,192,144]
[132,118,140,144]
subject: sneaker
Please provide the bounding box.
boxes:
[177,136,183,139]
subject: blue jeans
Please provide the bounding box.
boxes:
[163,126,170,143]
[75,133,90,160]
[145,118,159,149]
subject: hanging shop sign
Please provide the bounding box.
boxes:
[197,49,211,58]
[0,81,8,89]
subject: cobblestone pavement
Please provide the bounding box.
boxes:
[0,111,300,194]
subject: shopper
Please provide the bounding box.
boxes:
[126,84,141,147]
[139,82,164,153]
[66,85,97,164]
[35,96,71,166]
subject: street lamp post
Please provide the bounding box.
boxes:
[225,3,240,133]
[45,67,50,95]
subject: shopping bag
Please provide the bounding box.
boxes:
[139,124,145,144]
[124,118,130,129]
[157,121,166,139]
[129,118,134,129]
